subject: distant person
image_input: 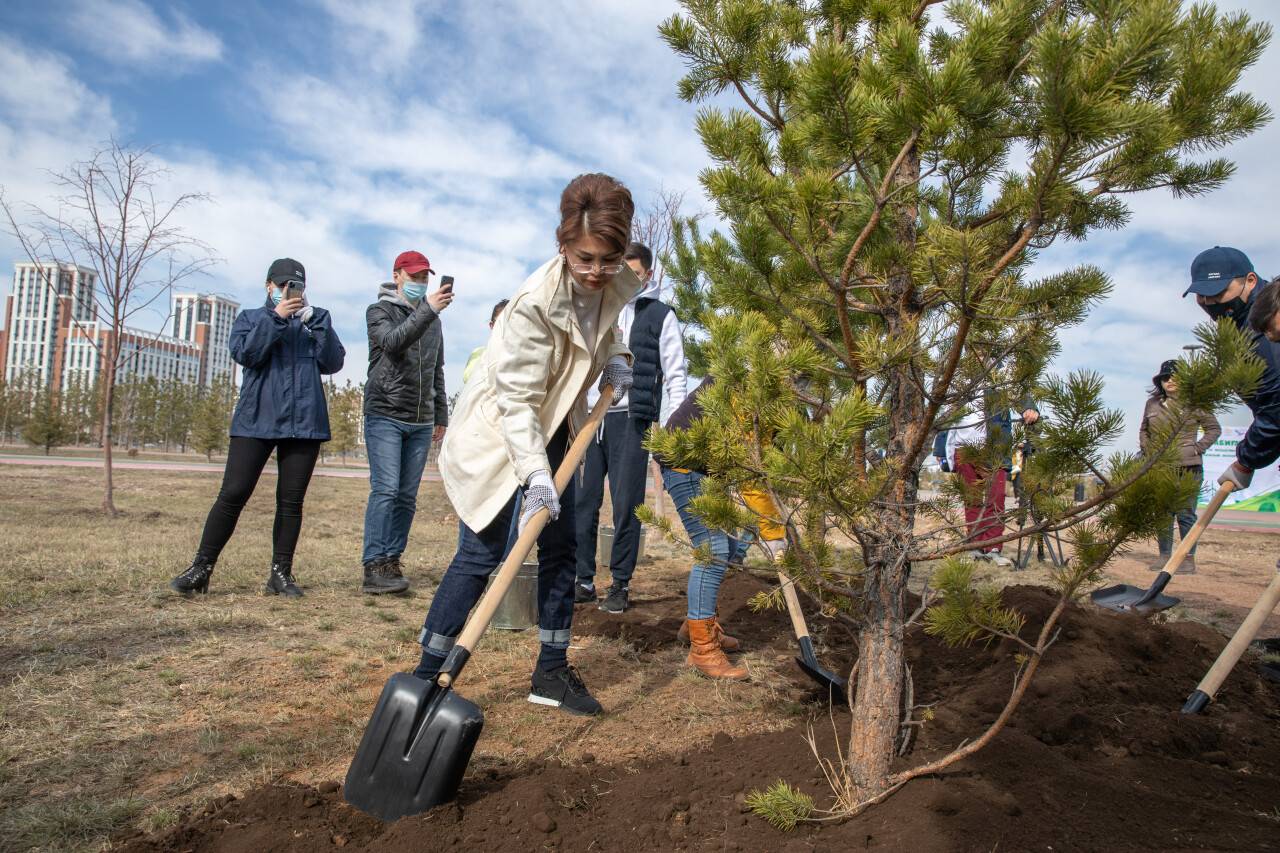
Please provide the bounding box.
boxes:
[359,250,454,595]
[170,258,345,597]
[1139,359,1221,573]
[946,396,1039,567]
[412,173,639,717]
[574,241,688,613]
[1186,248,1280,496]
[462,299,509,384]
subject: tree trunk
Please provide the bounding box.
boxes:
[848,592,906,792]
[100,339,118,516]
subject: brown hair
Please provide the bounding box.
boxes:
[1249,277,1280,335]
[555,173,635,255]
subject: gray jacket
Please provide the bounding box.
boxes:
[1139,394,1220,468]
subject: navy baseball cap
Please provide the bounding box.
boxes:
[1184,246,1253,297]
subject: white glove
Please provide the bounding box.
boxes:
[519,470,560,534]
[1218,462,1252,490]
[761,538,788,564]
[297,305,315,324]
[599,356,633,405]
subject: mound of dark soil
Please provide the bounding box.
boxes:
[116,577,1280,853]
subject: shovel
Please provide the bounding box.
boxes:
[1091,480,1234,615]
[344,388,614,822]
[777,570,848,702]
[1182,562,1280,714]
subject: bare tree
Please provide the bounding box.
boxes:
[631,186,687,295]
[2,142,217,514]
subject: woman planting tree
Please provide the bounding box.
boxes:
[411,173,641,717]
[169,258,345,598]
[658,377,790,680]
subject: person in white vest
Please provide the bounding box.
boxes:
[411,174,641,717]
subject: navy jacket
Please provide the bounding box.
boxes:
[228,301,346,440]
[1232,284,1280,470]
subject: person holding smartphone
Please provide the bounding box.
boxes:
[412,173,640,716]
[170,258,345,597]
[359,251,454,594]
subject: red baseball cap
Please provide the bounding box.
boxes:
[393,250,433,275]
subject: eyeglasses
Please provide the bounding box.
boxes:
[567,261,624,276]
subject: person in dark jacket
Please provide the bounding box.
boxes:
[1139,359,1222,573]
[573,241,688,613]
[1184,248,1280,495]
[359,250,454,594]
[170,258,345,597]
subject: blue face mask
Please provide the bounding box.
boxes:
[403,283,427,303]
[270,288,285,305]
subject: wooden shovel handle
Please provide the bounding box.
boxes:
[1186,567,1280,707]
[1157,480,1235,575]
[437,387,614,688]
[778,571,810,642]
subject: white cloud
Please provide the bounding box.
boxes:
[0,34,115,131]
[68,0,223,68]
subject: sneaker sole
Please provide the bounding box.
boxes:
[526,693,601,717]
[361,584,410,595]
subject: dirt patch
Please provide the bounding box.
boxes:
[116,582,1280,852]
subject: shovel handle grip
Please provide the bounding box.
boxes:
[1156,480,1235,575]
[1182,566,1280,713]
[778,571,810,642]
[437,386,616,689]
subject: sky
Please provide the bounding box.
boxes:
[0,0,1276,451]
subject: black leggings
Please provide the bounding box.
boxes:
[196,436,321,566]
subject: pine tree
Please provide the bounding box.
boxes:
[327,380,363,464]
[191,380,234,462]
[654,0,1270,813]
[23,387,74,455]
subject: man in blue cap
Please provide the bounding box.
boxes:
[1184,246,1280,492]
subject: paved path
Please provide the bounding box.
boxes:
[0,453,442,482]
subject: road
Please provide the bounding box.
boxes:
[0,453,442,481]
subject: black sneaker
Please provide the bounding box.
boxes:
[574,582,597,604]
[528,665,602,716]
[170,557,214,595]
[265,563,304,598]
[362,556,410,595]
[599,584,629,613]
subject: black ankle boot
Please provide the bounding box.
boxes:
[170,557,214,595]
[265,563,304,598]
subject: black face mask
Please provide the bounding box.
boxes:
[1202,295,1249,325]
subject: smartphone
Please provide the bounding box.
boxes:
[440,275,454,291]
[285,284,305,301]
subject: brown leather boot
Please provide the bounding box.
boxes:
[686,618,748,680]
[678,618,740,651]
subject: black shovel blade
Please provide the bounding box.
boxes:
[344,672,484,822]
[796,636,848,703]
[1090,583,1180,614]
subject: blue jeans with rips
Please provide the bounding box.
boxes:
[661,466,740,620]
[361,414,434,565]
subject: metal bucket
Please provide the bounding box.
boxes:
[485,560,538,631]
[596,525,646,567]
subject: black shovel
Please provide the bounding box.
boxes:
[1091,480,1234,615]
[778,570,848,702]
[344,389,614,822]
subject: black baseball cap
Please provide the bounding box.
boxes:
[267,258,306,285]
[1184,246,1253,297]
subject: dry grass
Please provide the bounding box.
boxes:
[0,466,797,852]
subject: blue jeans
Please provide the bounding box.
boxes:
[661,466,738,620]
[362,414,434,565]
[417,425,577,675]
